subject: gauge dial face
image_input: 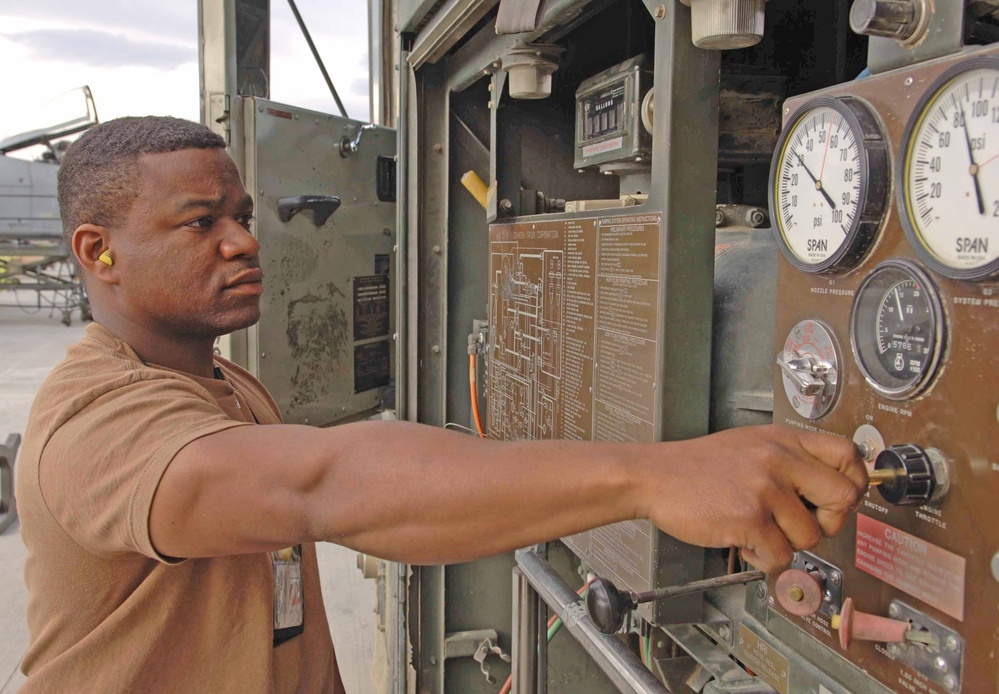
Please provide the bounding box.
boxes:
[900,59,999,279]
[851,261,945,399]
[770,98,886,273]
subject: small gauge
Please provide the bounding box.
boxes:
[898,56,999,280]
[769,96,888,274]
[777,320,840,419]
[851,260,945,400]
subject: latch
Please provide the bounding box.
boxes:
[442,630,510,684]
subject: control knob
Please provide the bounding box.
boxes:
[874,444,950,506]
[849,0,924,42]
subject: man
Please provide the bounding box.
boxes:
[16,116,866,692]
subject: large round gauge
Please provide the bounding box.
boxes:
[898,56,999,280]
[770,96,888,274]
[851,260,946,400]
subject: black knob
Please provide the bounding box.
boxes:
[585,577,634,635]
[874,444,936,506]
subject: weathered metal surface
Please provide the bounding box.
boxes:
[243,99,396,425]
[0,434,21,534]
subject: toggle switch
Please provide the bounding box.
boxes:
[830,597,910,650]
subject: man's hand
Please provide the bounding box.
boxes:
[640,425,867,573]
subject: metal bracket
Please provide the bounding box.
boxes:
[1,433,22,534]
[442,629,510,684]
[791,552,843,618]
[887,601,964,693]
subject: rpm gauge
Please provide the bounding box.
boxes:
[899,56,999,279]
[851,260,946,400]
[770,96,888,274]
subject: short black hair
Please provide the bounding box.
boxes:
[58,116,226,251]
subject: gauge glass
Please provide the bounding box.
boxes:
[770,98,886,273]
[851,261,945,399]
[900,59,999,279]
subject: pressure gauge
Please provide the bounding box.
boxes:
[898,57,999,280]
[851,260,946,400]
[769,97,888,274]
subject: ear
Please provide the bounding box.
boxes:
[72,224,118,285]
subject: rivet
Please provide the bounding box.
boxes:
[888,604,900,619]
[429,656,438,665]
[904,76,914,87]
[943,674,958,692]
[433,245,442,255]
[991,549,999,583]
[432,345,441,354]
[433,143,443,153]
[304,417,309,424]
[945,635,960,652]
[718,625,731,641]
[261,352,266,358]
[830,572,842,587]
[767,597,775,608]
[888,643,899,657]
[934,656,948,673]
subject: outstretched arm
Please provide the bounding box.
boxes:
[149,421,866,572]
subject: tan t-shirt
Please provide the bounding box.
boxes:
[16,323,339,692]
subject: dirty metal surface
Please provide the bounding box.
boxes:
[244,99,396,425]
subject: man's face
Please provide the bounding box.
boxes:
[110,147,262,339]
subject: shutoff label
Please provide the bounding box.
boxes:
[855,515,966,621]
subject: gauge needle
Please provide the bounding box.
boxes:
[956,98,986,216]
[895,287,904,317]
[795,153,837,210]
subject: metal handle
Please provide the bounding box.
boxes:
[277,195,341,226]
[776,352,829,396]
[340,123,378,157]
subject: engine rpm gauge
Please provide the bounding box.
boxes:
[898,57,999,279]
[770,96,888,274]
[851,260,946,400]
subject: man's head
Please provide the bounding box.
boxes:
[60,116,262,341]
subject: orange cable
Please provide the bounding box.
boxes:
[469,353,486,438]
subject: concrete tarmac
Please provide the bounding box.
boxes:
[0,308,375,692]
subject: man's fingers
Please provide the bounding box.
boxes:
[741,518,794,573]
[795,431,869,493]
[772,493,823,550]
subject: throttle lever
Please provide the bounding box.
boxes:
[585,570,766,634]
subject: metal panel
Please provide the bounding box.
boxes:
[244,98,396,425]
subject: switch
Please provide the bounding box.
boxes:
[849,0,924,41]
[874,444,950,506]
[831,597,910,650]
[774,568,823,616]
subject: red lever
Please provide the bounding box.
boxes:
[830,597,910,650]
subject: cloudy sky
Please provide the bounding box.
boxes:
[0,0,371,150]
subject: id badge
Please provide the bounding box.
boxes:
[271,546,304,644]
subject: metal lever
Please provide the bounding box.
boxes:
[277,195,342,226]
[586,571,766,634]
[776,352,832,396]
[340,123,378,157]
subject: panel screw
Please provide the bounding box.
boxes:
[304,418,309,424]
[654,4,666,19]
[888,604,900,619]
[991,550,999,583]
[718,625,731,641]
[934,656,948,673]
[904,77,914,87]
[945,635,960,652]
[433,245,442,255]
[887,643,899,657]
[943,674,958,692]
[432,345,441,354]
[433,143,443,153]
[829,572,841,587]
[429,656,438,665]
[767,597,775,608]
[261,352,266,358]
[500,199,514,212]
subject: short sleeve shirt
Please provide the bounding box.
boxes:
[16,323,338,692]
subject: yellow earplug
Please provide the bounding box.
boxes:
[98,251,113,267]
